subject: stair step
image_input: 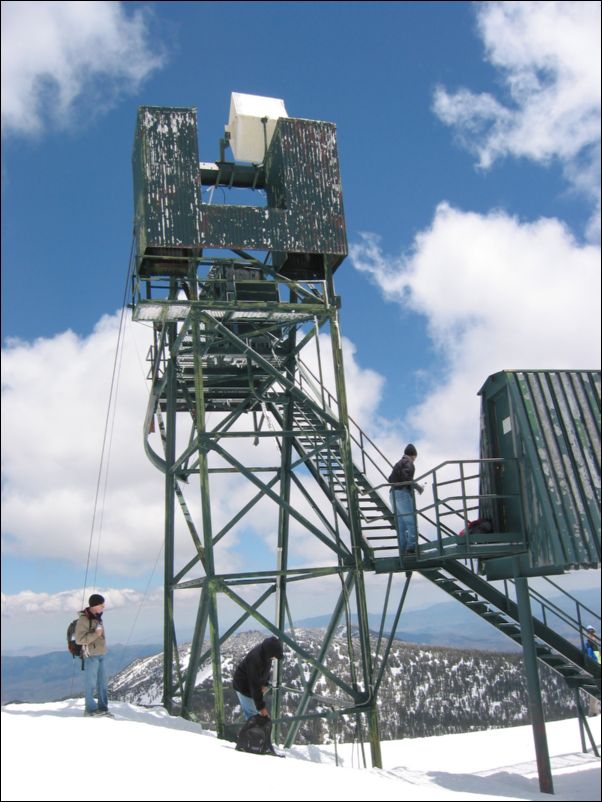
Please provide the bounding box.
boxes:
[435,581,460,593]
[363,526,397,532]
[541,656,566,666]
[551,668,586,680]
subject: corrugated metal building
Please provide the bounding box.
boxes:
[479,370,600,576]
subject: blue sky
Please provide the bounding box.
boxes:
[2,1,600,651]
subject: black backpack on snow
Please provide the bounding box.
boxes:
[235,714,275,755]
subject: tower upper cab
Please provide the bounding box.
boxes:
[132,94,348,281]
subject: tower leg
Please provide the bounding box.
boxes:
[515,576,554,794]
[575,688,600,757]
[325,261,382,769]
[163,323,177,713]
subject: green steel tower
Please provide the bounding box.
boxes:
[132,96,382,764]
[131,96,600,786]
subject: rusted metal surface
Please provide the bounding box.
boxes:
[132,107,201,274]
[479,370,601,573]
[133,108,348,279]
[199,119,347,275]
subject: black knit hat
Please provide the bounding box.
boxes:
[263,636,284,659]
[88,593,105,607]
[404,443,417,457]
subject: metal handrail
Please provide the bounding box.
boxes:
[311,399,599,647]
[543,575,600,623]
[170,315,601,653]
[296,356,392,482]
[505,577,601,649]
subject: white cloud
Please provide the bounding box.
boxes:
[0,585,168,652]
[1,313,164,574]
[1,1,163,136]
[1,312,389,580]
[0,306,404,652]
[0,313,265,579]
[1,586,162,617]
[433,1,601,238]
[350,203,601,461]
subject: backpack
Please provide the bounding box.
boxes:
[67,619,82,657]
[459,518,493,536]
[67,615,90,668]
[235,714,275,755]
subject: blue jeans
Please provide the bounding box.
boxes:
[236,691,262,720]
[84,655,108,713]
[390,488,416,553]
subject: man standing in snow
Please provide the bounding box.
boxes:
[232,636,284,719]
[76,593,113,718]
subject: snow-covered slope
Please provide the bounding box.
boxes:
[107,629,579,743]
[1,700,599,801]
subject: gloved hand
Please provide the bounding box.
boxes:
[415,483,425,495]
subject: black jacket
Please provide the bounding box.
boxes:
[389,454,415,491]
[232,638,282,711]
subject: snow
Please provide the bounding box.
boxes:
[1,700,599,802]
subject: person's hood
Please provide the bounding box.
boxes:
[262,636,284,659]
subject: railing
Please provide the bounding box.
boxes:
[296,356,392,487]
[502,574,601,651]
[414,459,526,560]
[361,459,525,562]
[141,302,600,655]
[132,256,329,311]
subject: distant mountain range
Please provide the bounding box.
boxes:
[107,629,581,743]
[298,586,600,652]
[2,587,598,705]
[1,643,161,704]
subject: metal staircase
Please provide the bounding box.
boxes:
[281,358,601,703]
[148,321,600,706]
[423,563,600,701]
[133,105,599,784]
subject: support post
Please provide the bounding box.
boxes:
[163,320,177,712]
[274,299,297,741]
[191,309,225,739]
[324,260,382,769]
[575,688,600,757]
[515,575,554,794]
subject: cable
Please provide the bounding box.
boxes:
[114,541,164,671]
[80,236,135,606]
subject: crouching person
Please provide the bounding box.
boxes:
[232,636,284,720]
